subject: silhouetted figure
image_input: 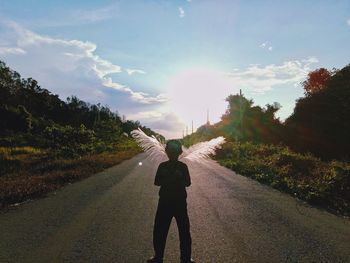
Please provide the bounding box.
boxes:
[147,140,195,263]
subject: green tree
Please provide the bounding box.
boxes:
[220,93,283,144]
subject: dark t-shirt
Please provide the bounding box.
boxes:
[154,160,191,201]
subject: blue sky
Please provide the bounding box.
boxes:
[0,0,349,138]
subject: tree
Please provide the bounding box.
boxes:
[302,68,332,96]
[220,93,283,143]
[286,64,350,160]
[0,60,161,149]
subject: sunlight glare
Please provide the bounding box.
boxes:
[166,68,237,130]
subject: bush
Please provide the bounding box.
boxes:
[43,124,96,157]
[216,142,350,215]
[0,105,33,133]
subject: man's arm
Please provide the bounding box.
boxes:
[154,164,163,186]
[183,164,191,187]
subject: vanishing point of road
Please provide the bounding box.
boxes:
[1,153,349,262]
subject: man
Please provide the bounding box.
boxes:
[147,140,195,263]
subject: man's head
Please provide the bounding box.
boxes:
[165,140,183,161]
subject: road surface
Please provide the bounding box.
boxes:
[1,153,349,262]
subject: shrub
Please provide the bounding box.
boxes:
[216,142,350,215]
[43,123,96,157]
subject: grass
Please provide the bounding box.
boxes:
[216,142,350,216]
[0,140,142,208]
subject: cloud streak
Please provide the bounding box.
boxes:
[0,47,26,55]
[126,68,146,75]
[226,57,319,93]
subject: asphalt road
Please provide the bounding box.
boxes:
[1,153,349,263]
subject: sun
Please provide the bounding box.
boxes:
[165,67,237,131]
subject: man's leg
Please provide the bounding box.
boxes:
[174,202,192,262]
[153,201,173,261]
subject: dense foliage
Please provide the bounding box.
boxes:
[286,65,350,160]
[301,68,332,96]
[0,60,163,157]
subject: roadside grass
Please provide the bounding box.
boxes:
[0,140,142,208]
[216,142,350,216]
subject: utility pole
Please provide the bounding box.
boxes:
[206,108,210,126]
[191,120,193,134]
[239,89,243,141]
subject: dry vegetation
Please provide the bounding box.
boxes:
[0,144,141,208]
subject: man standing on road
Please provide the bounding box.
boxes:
[147,140,195,263]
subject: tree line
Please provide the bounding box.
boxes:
[185,64,350,161]
[0,60,163,157]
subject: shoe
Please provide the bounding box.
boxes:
[181,259,195,263]
[147,256,163,263]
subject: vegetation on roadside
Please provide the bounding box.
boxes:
[0,60,158,207]
[0,139,141,208]
[216,142,350,216]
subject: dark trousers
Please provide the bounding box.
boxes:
[153,199,192,261]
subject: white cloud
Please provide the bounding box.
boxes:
[0,21,166,105]
[179,7,185,18]
[0,47,26,55]
[347,18,350,26]
[226,57,318,93]
[126,68,146,75]
[260,41,273,51]
[96,77,167,104]
[260,42,267,48]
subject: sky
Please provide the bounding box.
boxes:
[0,0,349,138]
